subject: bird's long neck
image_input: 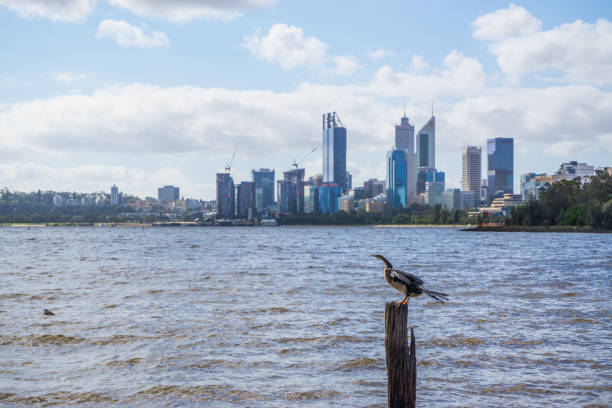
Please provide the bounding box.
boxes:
[377,256,392,268]
[384,267,393,285]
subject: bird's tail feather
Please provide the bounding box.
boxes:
[423,288,449,303]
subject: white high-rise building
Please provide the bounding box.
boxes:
[417,116,435,168]
[395,114,414,152]
[461,146,482,199]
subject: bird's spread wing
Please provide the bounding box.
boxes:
[389,268,424,286]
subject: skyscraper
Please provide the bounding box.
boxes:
[386,149,417,209]
[417,116,435,168]
[319,184,340,214]
[395,114,414,152]
[110,184,119,206]
[158,185,180,202]
[322,112,347,192]
[304,185,320,214]
[216,173,234,218]
[251,168,275,209]
[236,181,255,218]
[461,146,482,202]
[487,138,514,202]
[277,168,305,215]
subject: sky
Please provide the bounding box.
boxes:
[1,0,611,200]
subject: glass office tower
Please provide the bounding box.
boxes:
[487,137,514,203]
[322,112,347,193]
[386,150,416,209]
[251,168,275,208]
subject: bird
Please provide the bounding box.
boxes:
[371,255,449,304]
[43,309,55,316]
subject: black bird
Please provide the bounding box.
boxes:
[43,309,55,316]
[372,255,449,304]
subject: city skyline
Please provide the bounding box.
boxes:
[1,1,611,199]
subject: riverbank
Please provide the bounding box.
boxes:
[373,224,470,228]
[464,225,612,233]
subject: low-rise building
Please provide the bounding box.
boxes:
[366,194,386,213]
[478,193,522,216]
[441,189,461,211]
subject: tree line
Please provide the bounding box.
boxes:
[278,204,482,226]
[506,170,612,229]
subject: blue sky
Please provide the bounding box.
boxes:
[1,0,611,199]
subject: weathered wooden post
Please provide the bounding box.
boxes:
[385,301,416,408]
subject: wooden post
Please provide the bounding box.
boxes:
[385,301,416,408]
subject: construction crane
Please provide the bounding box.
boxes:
[225,143,239,173]
[292,146,317,169]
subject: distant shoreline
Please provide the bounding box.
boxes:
[463,225,612,233]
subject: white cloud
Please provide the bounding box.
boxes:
[367,48,395,59]
[473,5,612,85]
[409,55,429,72]
[52,72,88,83]
[369,50,487,98]
[244,24,328,70]
[332,56,361,75]
[1,79,610,162]
[472,3,541,41]
[107,0,274,23]
[96,19,169,47]
[0,0,273,23]
[244,24,360,75]
[0,0,95,23]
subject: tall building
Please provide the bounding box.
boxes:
[251,168,275,209]
[417,116,435,168]
[255,188,264,215]
[110,184,119,206]
[319,184,340,214]
[304,186,320,214]
[395,114,414,152]
[286,168,305,213]
[386,149,417,209]
[158,185,180,202]
[236,181,255,218]
[277,180,297,215]
[461,146,482,200]
[216,173,234,218]
[487,137,514,203]
[345,171,352,191]
[322,112,347,192]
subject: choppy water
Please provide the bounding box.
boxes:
[0,226,610,407]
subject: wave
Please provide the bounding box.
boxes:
[0,391,116,405]
[131,385,264,402]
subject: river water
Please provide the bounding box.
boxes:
[1,226,610,407]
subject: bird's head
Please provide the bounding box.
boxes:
[371,254,392,268]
